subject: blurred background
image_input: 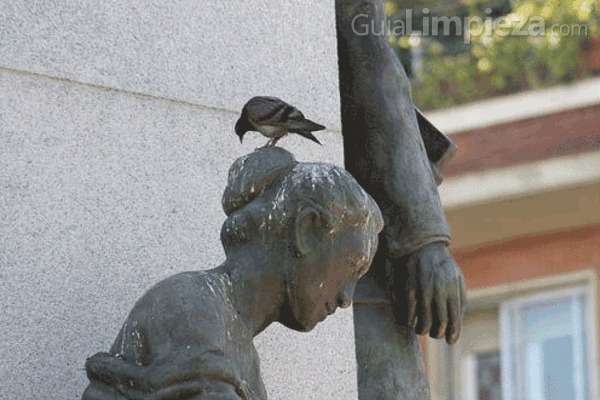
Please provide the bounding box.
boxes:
[388,0,600,109]
[384,1,600,399]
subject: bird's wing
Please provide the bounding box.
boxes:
[287,118,326,132]
[293,130,322,145]
[246,97,305,127]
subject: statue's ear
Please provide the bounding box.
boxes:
[295,202,330,257]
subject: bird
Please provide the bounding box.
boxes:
[235,96,326,147]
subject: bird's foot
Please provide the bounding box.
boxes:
[264,139,277,147]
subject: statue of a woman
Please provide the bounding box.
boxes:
[82,147,384,400]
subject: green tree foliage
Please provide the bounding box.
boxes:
[387,0,599,110]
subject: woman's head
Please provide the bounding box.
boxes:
[221,147,384,331]
[221,147,382,250]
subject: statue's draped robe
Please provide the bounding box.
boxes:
[83,272,267,400]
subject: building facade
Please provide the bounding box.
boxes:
[427,80,600,400]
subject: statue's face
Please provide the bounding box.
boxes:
[280,226,378,332]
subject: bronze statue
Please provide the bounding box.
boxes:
[335,1,467,399]
[82,147,384,400]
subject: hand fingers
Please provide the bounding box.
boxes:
[430,291,448,340]
[85,352,150,390]
[446,269,466,344]
[390,256,419,328]
[446,298,462,344]
[415,262,433,335]
[404,256,418,328]
[429,255,452,340]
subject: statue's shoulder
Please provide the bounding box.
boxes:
[116,271,239,352]
[86,271,265,399]
[135,271,228,313]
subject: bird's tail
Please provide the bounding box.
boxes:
[299,118,326,132]
[294,130,322,145]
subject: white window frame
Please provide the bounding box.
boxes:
[460,348,501,400]
[427,269,599,400]
[500,285,592,400]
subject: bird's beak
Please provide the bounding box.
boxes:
[238,135,243,143]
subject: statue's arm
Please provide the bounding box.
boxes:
[336,0,449,257]
[82,352,244,400]
[336,0,466,344]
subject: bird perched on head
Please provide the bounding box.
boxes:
[235,96,326,147]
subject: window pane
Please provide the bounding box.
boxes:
[501,289,589,400]
[543,336,575,400]
[523,300,575,400]
[523,300,572,343]
[477,350,501,400]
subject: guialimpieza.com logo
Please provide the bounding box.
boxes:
[351,8,590,44]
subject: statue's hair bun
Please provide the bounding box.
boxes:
[222,147,297,216]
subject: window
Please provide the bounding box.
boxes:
[500,287,590,400]
[476,350,501,400]
[428,277,597,400]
